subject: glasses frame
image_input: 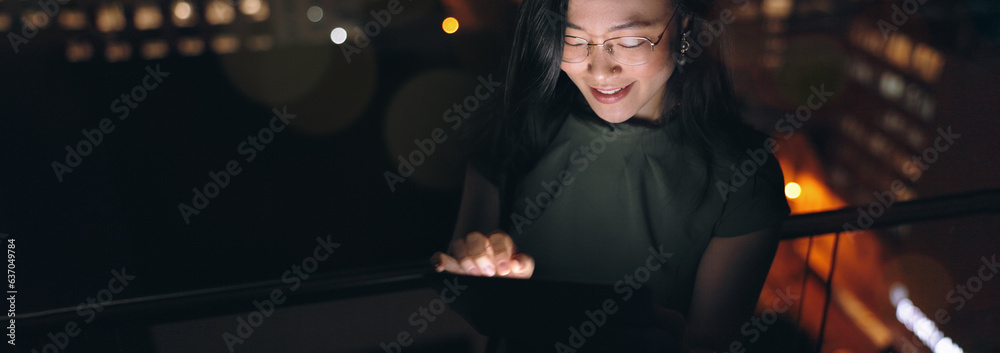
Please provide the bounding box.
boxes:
[561,11,678,66]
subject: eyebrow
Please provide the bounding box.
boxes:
[566,19,656,33]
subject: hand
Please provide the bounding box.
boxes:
[429,231,534,278]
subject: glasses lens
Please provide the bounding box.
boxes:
[563,37,588,63]
[608,37,652,65]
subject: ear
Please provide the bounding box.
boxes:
[681,15,692,32]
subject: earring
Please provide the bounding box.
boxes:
[676,30,692,66]
[679,30,691,55]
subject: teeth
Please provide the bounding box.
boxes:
[596,87,623,94]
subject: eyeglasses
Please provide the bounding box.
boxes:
[562,12,677,66]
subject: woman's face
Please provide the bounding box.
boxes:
[560,0,678,123]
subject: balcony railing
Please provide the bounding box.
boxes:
[19,188,1000,351]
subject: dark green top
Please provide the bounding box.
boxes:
[494,111,790,316]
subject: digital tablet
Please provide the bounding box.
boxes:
[423,271,661,339]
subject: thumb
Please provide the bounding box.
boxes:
[430,252,465,274]
[507,253,535,279]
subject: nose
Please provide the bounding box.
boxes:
[588,45,621,81]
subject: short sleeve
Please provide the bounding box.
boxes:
[713,153,791,238]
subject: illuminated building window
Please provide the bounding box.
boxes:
[879,71,905,101]
[58,9,87,30]
[96,4,126,32]
[881,111,904,134]
[206,0,236,25]
[105,41,132,62]
[178,37,205,56]
[173,0,198,27]
[906,129,925,151]
[22,10,51,29]
[859,26,885,57]
[849,55,874,86]
[903,84,924,116]
[920,97,935,122]
[868,133,889,158]
[839,115,867,142]
[134,4,163,30]
[66,41,94,62]
[245,35,273,52]
[885,33,913,70]
[307,6,323,23]
[913,43,945,83]
[141,40,169,60]
[240,0,270,22]
[761,0,793,19]
[211,34,240,54]
[0,14,10,32]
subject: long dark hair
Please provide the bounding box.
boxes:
[469,0,762,208]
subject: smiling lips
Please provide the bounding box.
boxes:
[590,82,634,104]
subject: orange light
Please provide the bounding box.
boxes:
[442,17,459,34]
[785,182,801,199]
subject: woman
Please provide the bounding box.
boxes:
[431,0,790,351]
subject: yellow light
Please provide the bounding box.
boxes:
[0,14,10,32]
[206,0,236,25]
[442,17,459,34]
[172,0,198,27]
[240,0,262,15]
[785,182,801,199]
[174,2,191,20]
[59,9,87,30]
[134,4,163,30]
[240,0,270,21]
[96,4,126,32]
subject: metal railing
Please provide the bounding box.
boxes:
[19,188,1000,349]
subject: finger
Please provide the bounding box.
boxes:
[487,232,515,275]
[465,232,496,276]
[451,239,481,276]
[506,253,535,279]
[430,252,466,274]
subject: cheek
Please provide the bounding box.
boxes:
[635,55,674,89]
[560,63,583,83]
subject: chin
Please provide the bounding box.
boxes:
[592,109,635,124]
[585,97,640,123]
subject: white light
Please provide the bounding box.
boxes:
[330,27,347,44]
[174,2,192,20]
[307,6,323,22]
[240,0,261,15]
[890,283,964,353]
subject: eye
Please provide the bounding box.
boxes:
[617,37,645,48]
[564,37,587,46]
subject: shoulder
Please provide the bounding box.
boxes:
[709,129,790,238]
